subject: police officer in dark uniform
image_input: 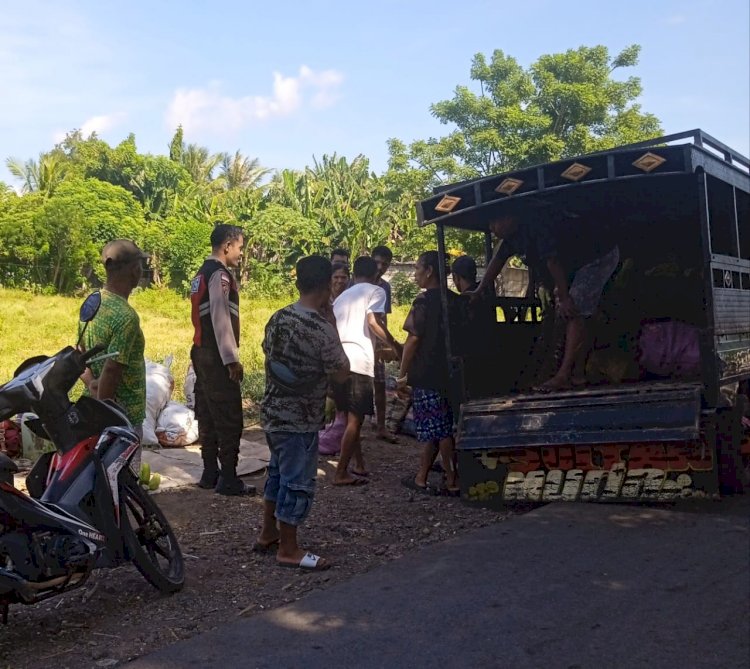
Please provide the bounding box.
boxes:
[190,224,255,495]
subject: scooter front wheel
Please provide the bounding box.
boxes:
[121,472,184,593]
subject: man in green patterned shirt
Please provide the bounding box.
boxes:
[81,240,147,428]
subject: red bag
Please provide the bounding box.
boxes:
[0,420,21,458]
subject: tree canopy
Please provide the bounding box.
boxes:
[1,44,662,295]
[388,44,662,188]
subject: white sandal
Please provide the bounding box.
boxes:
[278,552,330,571]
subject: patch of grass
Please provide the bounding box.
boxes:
[0,288,412,414]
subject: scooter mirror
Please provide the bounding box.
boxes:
[79,292,102,323]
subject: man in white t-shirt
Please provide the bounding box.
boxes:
[332,256,400,486]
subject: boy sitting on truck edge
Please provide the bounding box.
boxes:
[469,213,619,391]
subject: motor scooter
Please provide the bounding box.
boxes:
[0,292,184,623]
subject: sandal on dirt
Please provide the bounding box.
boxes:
[278,552,330,571]
[332,476,369,486]
[252,538,280,553]
[350,469,370,477]
[401,476,434,495]
[376,432,400,444]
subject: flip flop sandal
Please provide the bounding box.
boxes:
[278,552,330,571]
[252,538,280,553]
[350,469,370,477]
[400,475,435,495]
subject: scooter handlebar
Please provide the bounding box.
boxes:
[80,344,106,364]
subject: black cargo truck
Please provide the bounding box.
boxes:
[417,130,749,505]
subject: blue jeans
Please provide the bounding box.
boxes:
[263,431,319,526]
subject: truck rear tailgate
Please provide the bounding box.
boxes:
[457,382,702,450]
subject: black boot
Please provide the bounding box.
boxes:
[216,475,258,496]
[197,442,219,489]
[215,452,256,495]
[215,473,256,496]
[198,467,219,489]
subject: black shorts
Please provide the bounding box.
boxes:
[337,372,374,420]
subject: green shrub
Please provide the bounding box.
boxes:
[244,260,296,300]
[390,270,419,306]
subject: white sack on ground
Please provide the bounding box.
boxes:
[156,401,199,447]
[184,362,196,410]
[141,357,175,446]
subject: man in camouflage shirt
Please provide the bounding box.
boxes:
[257,256,349,570]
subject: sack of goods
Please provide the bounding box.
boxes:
[156,401,199,448]
[0,420,21,458]
[142,356,175,446]
[638,320,701,379]
[184,363,197,409]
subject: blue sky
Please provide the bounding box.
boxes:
[1,0,748,187]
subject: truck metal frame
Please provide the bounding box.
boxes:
[417,130,750,504]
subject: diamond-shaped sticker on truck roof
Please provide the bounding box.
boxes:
[560,162,592,181]
[495,178,524,195]
[632,152,667,173]
[434,195,461,213]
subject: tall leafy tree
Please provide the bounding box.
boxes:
[5,152,69,196]
[219,151,270,191]
[169,125,184,163]
[180,143,224,185]
[0,177,152,291]
[129,155,192,217]
[0,192,46,285]
[266,155,398,255]
[389,44,662,186]
[267,169,317,214]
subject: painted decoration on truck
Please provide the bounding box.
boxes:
[465,442,716,503]
[717,345,750,378]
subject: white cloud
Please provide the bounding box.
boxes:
[51,113,126,144]
[81,113,126,136]
[664,14,687,25]
[165,66,344,134]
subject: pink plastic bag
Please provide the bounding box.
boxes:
[638,321,701,378]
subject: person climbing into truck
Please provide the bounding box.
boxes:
[470,212,619,391]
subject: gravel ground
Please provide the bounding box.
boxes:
[0,425,514,669]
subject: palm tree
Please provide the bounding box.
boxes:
[218,151,270,190]
[5,152,68,196]
[180,144,224,185]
